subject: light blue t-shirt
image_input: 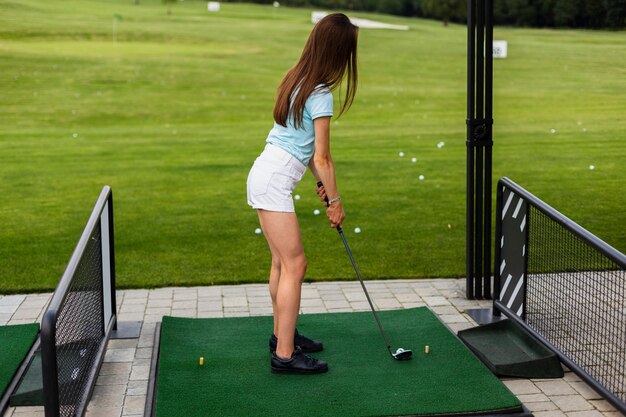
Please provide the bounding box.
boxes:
[266,86,333,166]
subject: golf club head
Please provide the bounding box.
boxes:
[392,347,413,361]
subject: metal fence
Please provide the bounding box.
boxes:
[494,177,626,414]
[40,187,117,417]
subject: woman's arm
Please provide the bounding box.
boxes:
[310,116,345,228]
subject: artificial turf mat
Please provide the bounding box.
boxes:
[0,324,39,399]
[154,308,523,417]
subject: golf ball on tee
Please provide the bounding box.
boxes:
[254,228,262,234]
[354,227,361,234]
[419,175,425,180]
[313,209,320,215]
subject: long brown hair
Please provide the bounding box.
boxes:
[273,13,359,128]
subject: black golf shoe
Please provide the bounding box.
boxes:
[269,329,323,353]
[271,346,328,374]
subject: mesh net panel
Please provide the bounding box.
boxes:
[54,222,104,417]
[525,205,626,404]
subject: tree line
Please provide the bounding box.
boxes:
[227,0,626,29]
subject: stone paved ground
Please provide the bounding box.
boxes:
[1,278,622,417]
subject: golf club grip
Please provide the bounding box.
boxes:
[316,181,342,232]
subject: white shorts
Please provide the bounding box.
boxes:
[247,144,306,212]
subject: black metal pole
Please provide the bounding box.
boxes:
[466,0,476,299]
[483,0,493,298]
[466,0,493,299]
[108,191,118,331]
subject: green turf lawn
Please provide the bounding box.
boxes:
[0,0,624,293]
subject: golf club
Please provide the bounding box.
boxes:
[317,181,412,361]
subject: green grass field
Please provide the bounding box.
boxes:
[1,0,624,293]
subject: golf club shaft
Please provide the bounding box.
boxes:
[316,181,393,355]
[337,227,393,354]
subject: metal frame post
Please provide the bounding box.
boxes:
[466,0,494,299]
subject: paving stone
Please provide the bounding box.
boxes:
[224,311,250,317]
[122,395,145,415]
[343,291,367,302]
[532,411,566,417]
[197,311,224,318]
[126,380,148,396]
[247,296,271,305]
[198,301,222,311]
[223,297,247,308]
[123,289,149,299]
[438,314,469,324]
[324,300,350,309]
[172,300,197,310]
[551,395,593,412]
[108,339,138,349]
[349,301,371,311]
[93,384,127,397]
[135,347,153,359]
[97,373,132,386]
[145,307,170,316]
[431,306,460,315]
[588,399,617,412]
[10,308,42,320]
[503,379,541,395]
[88,392,125,408]
[120,304,146,313]
[129,365,150,381]
[518,393,551,403]
[527,400,559,412]
[0,295,26,306]
[148,289,173,299]
[197,287,222,297]
[373,298,401,309]
[171,309,196,318]
[422,296,450,307]
[85,406,122,417]
[173,291,197,301]
[99,362,132,376]
[249,307,273,316]
[569,381,603,400]
[300,298,324,307]
[317,292,346,301]
[8,406,44,414]
[104,348,136,363]
[535,380,577,396]
[566,411,605,417]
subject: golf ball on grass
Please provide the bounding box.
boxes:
[294,194,301,200]
[419,175,425,181]
[411,157,417,163]
[398,151,405,157]
[589,165,595,170]
[354,227,361,234]
[313,209,320,215]
[254,228,262,235]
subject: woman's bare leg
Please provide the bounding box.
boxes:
[257,209,306,359]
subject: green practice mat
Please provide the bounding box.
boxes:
[0,324,39,399]
[154,308,523,417]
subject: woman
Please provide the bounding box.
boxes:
[247,13,358,374]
